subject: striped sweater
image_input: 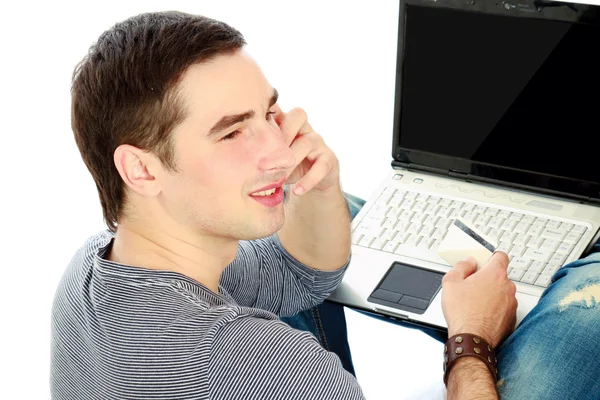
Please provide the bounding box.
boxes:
[51,230,364,399]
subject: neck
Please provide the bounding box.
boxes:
[106,219,239,293]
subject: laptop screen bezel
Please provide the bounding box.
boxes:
[391,0,600,202]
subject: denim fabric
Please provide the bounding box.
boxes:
[282,192,600,398]
[496,251,600,399]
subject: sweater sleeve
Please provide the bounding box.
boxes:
[208,315,365,400]
[220,233,350,317]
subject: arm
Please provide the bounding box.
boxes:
[277,183,351,271]
[208,316,365,400]
[221,234,348,316]
[442,252,517,400]
[447,358,498,400]
[275,107,351,272]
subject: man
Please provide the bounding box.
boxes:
[51,11,600,400]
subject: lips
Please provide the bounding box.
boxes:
[249,178,286,196]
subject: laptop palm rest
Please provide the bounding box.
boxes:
[367,262,444,315]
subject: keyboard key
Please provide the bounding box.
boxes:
[523,248,552,263]
[526,237,544,249]
[558,222,573,233]
[527,224,544,237]
[383,240,400,253]
[395,232,411,244]
[508,268,526,281]
[367,204,389,219]
[432,228,446,241]
[543,262,562,276]
[370,238,387,250]
[383,218,398,230]
[475,205,488,214]
[485,208,500,217]
[414,202,428,213]
[521,215,536,224]
[462,203,476,212]
[514,221,532,234]
[513,233,531,246]
[498,210,511,219]
[509,213,523,222]
[423,215,439,226]
[417,237,434,250]
[556,242,574,255]
[535,274,553,288]
[548,253,567,265]
[497,241,512,254]
[564,232,583,244]
[572,225,587,234]
[488,229,502,241]
[546,220,561,230]
[407,223,422,235]
[501,219,518,231]
[541,229,566,241]
[404,235,421,247]
[509,244,527,258]
[510,258,531,270]
[521,271,539,285]
[381,229,397,241]
[528,261,546,274]
[351,232,363,245]
[358,236,375,247]
[500,230,518,243]
[541,239,560,252]
[420,225,434,238]
[489,218,505,229]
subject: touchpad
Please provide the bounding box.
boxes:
[367,262,444,315]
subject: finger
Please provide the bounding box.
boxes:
[292,156,331,196]
[443,256,478,283]
[287,133,320,173]
[485,251,510,271]
[279,107,308,146]
[272,104,285,127]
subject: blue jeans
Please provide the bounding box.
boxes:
[282,193,600,398]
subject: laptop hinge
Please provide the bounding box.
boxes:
[393,161,600,205]
[448,170,469,179]
[392,161,449,175]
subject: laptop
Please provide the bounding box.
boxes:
[328,0,600,331]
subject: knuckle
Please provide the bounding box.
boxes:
[290,107,307,122]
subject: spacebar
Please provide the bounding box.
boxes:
[390,244,447,265]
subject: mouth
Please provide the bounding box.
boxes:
[249,178,286,196]
[250,187,278,197]
[249,179,286,208]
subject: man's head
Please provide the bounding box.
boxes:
[72,11,295,240]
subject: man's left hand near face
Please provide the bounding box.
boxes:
[273,105,341,196]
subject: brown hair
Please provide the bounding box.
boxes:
[71,11,246,232]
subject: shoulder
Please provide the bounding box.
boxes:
[207,313,364,400]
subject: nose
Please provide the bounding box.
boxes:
[256,124,296,173]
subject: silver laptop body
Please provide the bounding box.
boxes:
[328,0,600,330]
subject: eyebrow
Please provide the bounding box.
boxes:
[207,89,279,137]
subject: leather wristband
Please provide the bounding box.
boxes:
[443,333,498,386]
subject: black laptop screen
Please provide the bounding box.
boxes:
[396,1,600,193]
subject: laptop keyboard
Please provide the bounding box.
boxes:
[352,187,588,288]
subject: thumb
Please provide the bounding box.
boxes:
[444,256,478,283]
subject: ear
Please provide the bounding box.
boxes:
[113,144,162,198]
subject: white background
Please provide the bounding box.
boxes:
[3,0,595,398]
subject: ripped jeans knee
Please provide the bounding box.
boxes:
[494,255,600,399]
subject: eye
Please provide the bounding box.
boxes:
[221,130,241,141]
[266,111,276,120]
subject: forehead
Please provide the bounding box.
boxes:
[176,50,272,128]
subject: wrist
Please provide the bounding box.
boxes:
[444,333,498,386]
